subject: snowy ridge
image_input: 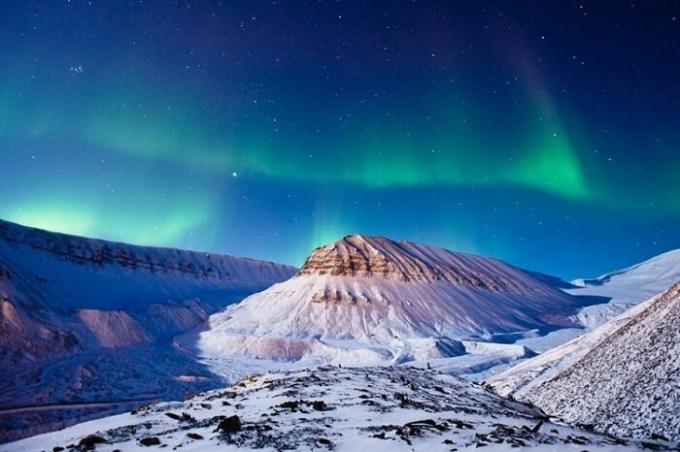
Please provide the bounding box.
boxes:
[488,282,680,442]
[6,365,663,452]
[183,235,592,371]
[0,219,295,295]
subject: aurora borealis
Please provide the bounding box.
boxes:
[1,1,679,278]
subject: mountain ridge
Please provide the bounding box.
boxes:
[0,218,296,443]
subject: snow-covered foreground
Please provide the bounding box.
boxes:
[7,366,666,452]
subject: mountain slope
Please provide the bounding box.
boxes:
[0,219,296,442]
[6,365,656,451]
[183,235,592,370]
[488,282,680,442]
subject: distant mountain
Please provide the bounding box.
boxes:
[567,248,680,329]
[0,219,296,442]
[183,235,591,368]
[488,282,680,442]
[6,365,660,452]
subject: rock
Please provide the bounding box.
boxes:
[186,432,204,440]
[312,400,327,411]
[78,434,106,450]
[218,415,242,433]
[165,411,195,422]
[278,400,299,410]
[139,436,161,446]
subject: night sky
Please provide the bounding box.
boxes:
[1,1,679,279]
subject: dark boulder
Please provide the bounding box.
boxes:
[78,435,106,450]
[139,436,161,446]
[218,415,242,433]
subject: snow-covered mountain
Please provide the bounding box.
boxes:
[182,235,592,372]
[0,219,296,442]
[488,281,680,442]
[7,365,664,452]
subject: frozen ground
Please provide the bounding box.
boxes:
[7,366,669,452]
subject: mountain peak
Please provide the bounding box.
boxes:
[297,235,524,291]
[298,234,436,281]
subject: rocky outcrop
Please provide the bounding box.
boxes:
[77,309,151,348]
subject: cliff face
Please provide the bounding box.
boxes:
[0,219,295,286]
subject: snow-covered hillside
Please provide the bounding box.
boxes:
[7,365,663,452]
[488,282,680,442]
[182,235,592,373]
[0,219,296,442]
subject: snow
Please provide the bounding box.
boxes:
[468,248,680,379]
[5,366,659,451]
[4,221,680,448]
[487,249,680,403]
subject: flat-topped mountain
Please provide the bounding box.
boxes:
[184,235,592,368]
